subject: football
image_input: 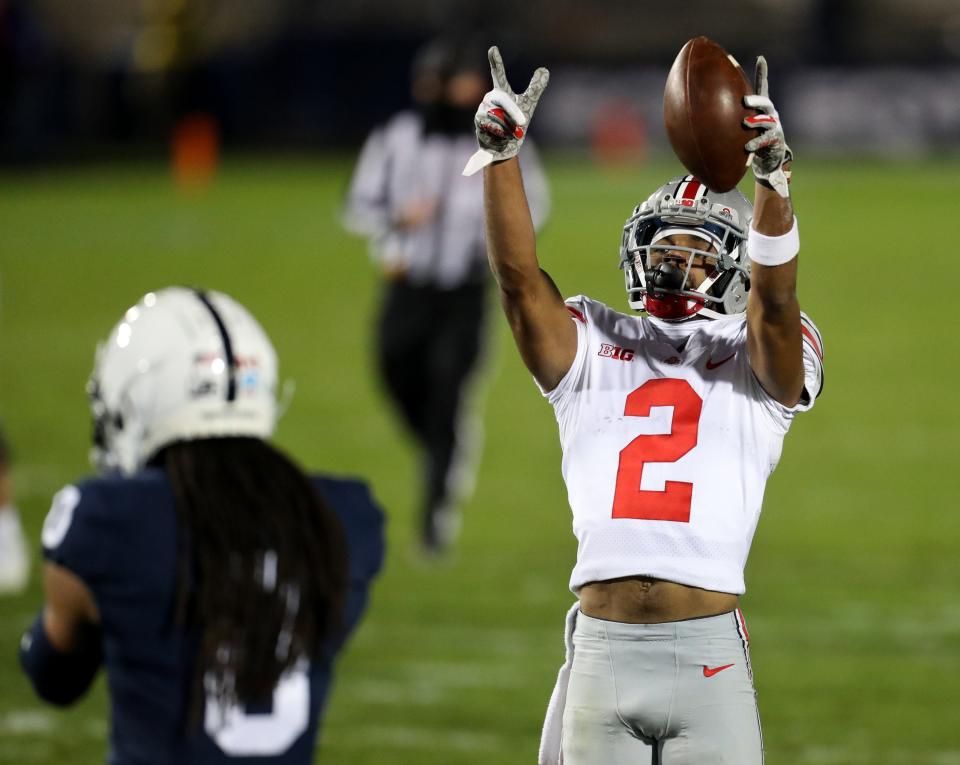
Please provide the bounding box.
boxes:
[663,36,757,192]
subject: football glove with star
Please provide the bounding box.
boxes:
[462,46,550,176]
[743,56,793,198]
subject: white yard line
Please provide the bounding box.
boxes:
[0,710,54,735]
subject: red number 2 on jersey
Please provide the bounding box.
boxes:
[612,378,703,523]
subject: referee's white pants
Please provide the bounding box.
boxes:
[561,610,763,765]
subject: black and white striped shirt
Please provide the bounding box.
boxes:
[344,110,550,289]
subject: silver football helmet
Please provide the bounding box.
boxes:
[88,287,278,475]
[619,175,753,320]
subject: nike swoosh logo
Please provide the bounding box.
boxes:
[703,663,735,677]
[705,352,736,370]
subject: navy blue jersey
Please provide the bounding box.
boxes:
[39,468,385,765]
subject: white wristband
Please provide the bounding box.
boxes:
[748,217,800,267]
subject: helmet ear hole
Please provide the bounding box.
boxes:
[92,417,107,449]
[721,275,749,315]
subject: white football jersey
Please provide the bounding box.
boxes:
[542,296,824,595]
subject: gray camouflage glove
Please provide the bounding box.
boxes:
[462,46,550,176]
[742,56,793,198]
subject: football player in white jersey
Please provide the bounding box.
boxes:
[464,49,823,764]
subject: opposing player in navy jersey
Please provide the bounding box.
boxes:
[467,49,823,763]
[19,287,385,764]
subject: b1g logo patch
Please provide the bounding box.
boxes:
[598,344,635,362]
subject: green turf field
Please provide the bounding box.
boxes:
[1,155,958,764]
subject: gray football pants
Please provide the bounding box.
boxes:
[561,610,763,764]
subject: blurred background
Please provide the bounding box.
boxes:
[4,0,960,162]
[2,1,959,764]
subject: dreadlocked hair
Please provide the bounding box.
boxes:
[153,437,348,721]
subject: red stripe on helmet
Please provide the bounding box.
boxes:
[682,179,702,201]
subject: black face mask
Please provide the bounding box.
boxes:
[420,101,476,136]
[645,261,686,294]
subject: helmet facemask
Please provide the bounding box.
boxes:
[620,176,753,321]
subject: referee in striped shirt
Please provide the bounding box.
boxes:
[344,39,550,554]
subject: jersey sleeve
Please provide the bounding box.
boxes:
[41,481,113,587]
[795,312,825,412]
[312,475,386,655]
[341,481,386,587]
[537,295,591,405]
[312,476,386,586]
[748,311,825,428]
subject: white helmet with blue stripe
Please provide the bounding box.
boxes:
[620,175,753,320]
[88,287,278,475]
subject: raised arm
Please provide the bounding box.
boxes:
[743,57,804,407]
[466,47,576,391]
[485,158,576,390]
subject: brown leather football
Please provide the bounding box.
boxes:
[663,37,758,192]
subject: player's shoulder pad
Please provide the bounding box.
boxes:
[311,474,386,581]
[41,476,113,581]
[564,294,613,326]
[702,313,748,340]
[42,469,172,569]
[799,311,824,362]
[311,475,382,522]
[42,473,140,553]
